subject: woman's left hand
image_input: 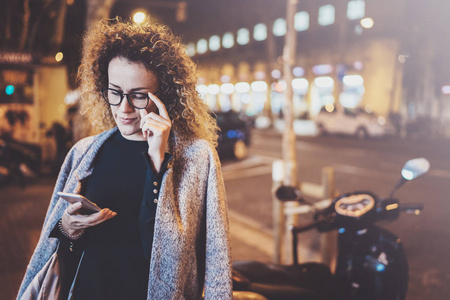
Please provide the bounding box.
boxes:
[140,92,171,173]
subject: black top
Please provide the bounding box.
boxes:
[51,131,172,300]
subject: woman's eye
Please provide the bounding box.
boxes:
[110,90,121,96]
[132,93,147,100]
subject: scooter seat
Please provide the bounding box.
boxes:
[233,261,333,300]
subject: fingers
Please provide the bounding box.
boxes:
[142,118,167,136]
[140,112,171,142]
[148,92,169,119]
[62,207,117,232]
[67,202,83,215]
[140,112,171,129]
[139,92,171,140]
[139,106,148,119]
[83,208,117,226]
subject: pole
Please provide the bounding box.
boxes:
[279,0,299,264]
[282,0,298,187]
[334,0,347,111]
[320,167,337,270]
[272,160,284,263]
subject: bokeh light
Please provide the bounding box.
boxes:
[133,12,146,24]
[55,52,63,62]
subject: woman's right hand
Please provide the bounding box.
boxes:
[61,202,117,239]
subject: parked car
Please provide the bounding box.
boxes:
[212,110,251,160]
[0,135,41,187]
[315,106,395,139]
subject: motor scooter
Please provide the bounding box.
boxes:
[232,158,429,300]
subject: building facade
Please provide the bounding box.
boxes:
[181,0,449,135]
[0,52,70,160]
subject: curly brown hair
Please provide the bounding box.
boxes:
[77,19,218,147]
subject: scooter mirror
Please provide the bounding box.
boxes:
[275,186,303,202]
[389,157,430,198]
[401,158,430,181]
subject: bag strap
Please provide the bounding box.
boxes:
[67,250,85,300]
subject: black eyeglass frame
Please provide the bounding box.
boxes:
[101,88,160,109]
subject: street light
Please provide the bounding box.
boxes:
[360,17,374,29]
[133,11,147,24]
[55,52,63,62]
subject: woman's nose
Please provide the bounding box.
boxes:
[118,96,134,112]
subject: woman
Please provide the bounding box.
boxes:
[17,19,232,300]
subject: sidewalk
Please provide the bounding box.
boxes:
[229,209,273,262]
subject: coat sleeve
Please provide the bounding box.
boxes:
[16,143,80,299]
[203,147,233,299]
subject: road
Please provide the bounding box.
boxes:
[224,129,450,300]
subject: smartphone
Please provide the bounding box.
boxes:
[57,192,101,215]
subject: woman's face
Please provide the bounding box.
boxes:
[107,57,159,141]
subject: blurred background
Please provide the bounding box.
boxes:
[1,0,450,299]
[1,0,450,146]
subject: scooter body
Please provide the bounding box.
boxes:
[312,191,409,300]
[233,158,429,300]
[334,224,408,300]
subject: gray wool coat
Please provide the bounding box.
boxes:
[17,128,232,300]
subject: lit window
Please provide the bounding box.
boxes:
[292,78,309,90]
[221,83,235,94]
[295,11,309,31]
[254,71,266,80]
[235,82,250,93]
[222,32,234,48]
[293,67,305,77]
[221,75,231,83]
[314,76,334,88]
[251,81,268,92]
[347,0,365,20]
[343,75,364,86]
[197,39,208,54]
[209,35,221,51]
[208,84,220,95]
[254,23,267,41]
[273,18,287,36]
[441,85,450,95]
[318,5,335,26]
[312,64,333,75]
[271,69,281,79]
[237,28,250,45]
[186,43,196,57]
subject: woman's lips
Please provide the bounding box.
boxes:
[118,116,136,125]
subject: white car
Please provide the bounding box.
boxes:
[315,107,395,138]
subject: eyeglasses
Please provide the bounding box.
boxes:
[101,88,159,109]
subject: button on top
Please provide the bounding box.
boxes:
[153,181,158,186]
